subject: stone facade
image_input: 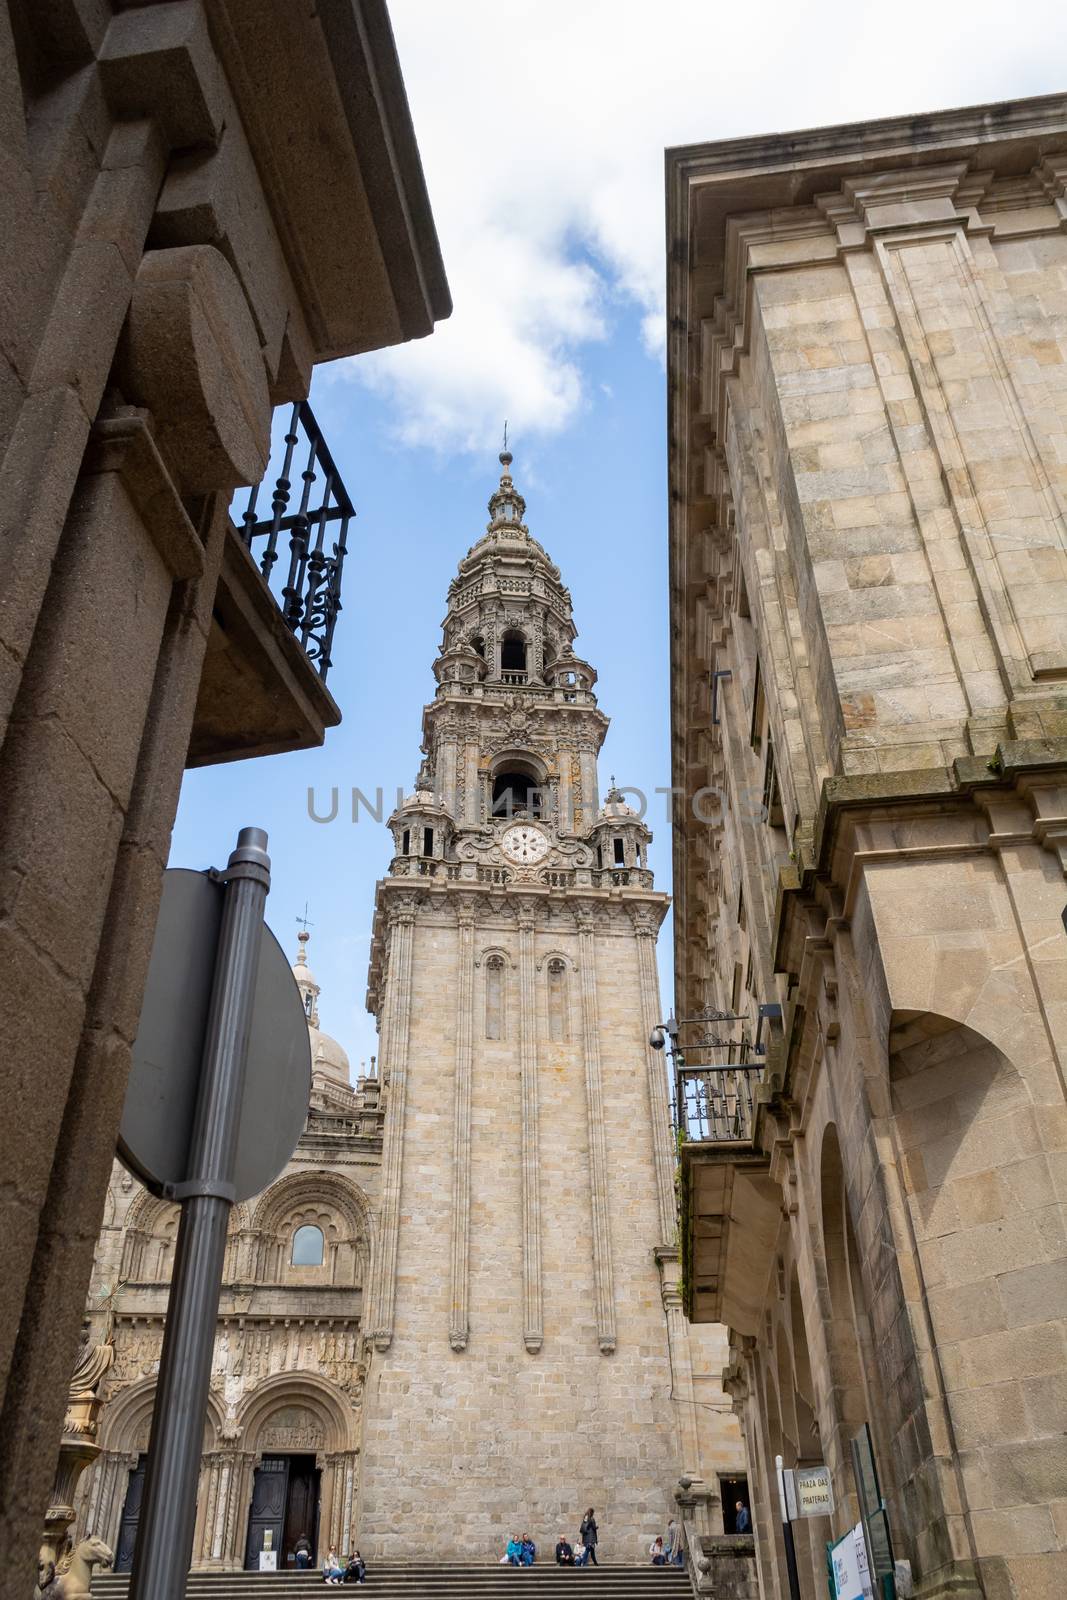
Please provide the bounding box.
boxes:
[357,455,746,1561]
[76,937,383,1572]
[0,1,448,1583]
[667,96,1067,1600]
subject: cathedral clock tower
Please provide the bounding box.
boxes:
[357,453,726,1557]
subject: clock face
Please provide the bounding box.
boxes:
[501,823,550,865]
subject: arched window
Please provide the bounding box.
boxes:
[401,828,410,855]
[492,771,543,818]
[547,959,568,1043]
[485,956,505,1040]
[291,1224,324,1267]
[500,630,527,674]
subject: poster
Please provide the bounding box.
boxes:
[830,1524,874,1600]
[259,1551,278,1571]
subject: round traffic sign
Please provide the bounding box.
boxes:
[120,868,311,1204]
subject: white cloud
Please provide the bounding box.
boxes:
[343,0,1063,452]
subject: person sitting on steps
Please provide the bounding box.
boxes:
[343,1549,366,1584]
[520,1534,536,1566]
[504,1534,523,1566]
[323,1547,345,1584]
[650,1535,667,1565]
[555,1534,575,1566]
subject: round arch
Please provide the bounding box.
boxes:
[250,1171,374,1289]
[251,1170,373,1243]
[98,1376,223,1456]
[236,1371,358,1456]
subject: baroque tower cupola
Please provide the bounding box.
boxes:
[379,447,646,890]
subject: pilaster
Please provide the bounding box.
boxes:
[369,899,417,1350]
[449,898,477,1351]
[631,906,679,1243]
[517,897,544,1353]
[575,903,616,1353]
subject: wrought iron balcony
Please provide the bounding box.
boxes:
[234,400,353,683]
[651,1006,773,1145]
[678,1064,762,1142]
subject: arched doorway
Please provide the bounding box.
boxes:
[238,1375,358,1573]
[243,1449,320,1571]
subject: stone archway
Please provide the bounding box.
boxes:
[79,1379,224,1566]
[887,1009,1061,1599]
[235,1374,360,1573]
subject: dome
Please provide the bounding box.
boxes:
[291,926,353,1090]
[598,781,639,820]
[308,1024,351,1086]
[400,788,440,811]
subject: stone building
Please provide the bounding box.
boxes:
[356,452,747,1561]
[667,95,1067,1600]
[0,0,448,1581]
[76,932,384,1572]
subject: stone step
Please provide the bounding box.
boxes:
[92,1567,692,1598]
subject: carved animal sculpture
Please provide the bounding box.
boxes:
[35,1536,113,1600]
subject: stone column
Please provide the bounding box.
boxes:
[369,900,417,1349]
[436,734,460,817]
[225,1451,258,1572]
[661,1269,707,1503]
[517,898,544,1353]
[79,1448,137,1553]
[449,898,477,1350]
[558,748,574,834]
[575,905,616,1352]
[464,744,481,826]
[578,745,599,828]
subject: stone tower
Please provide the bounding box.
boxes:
[357,454,742,1560]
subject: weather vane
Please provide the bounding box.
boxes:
[503,419,509,453]
[296,902,314,934]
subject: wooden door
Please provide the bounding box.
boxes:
[115,1455,147,1572]
[282,1455,320,1567]
[244,1455,288,1569]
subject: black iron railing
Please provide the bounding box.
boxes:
[234,400,353,683]
[678,1065,761,1142]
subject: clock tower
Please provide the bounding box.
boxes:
[357,453,739,1557]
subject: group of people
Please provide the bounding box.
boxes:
[319,1546,366,1584]
[553,1510,599,1567]
[648,1518,685,1567]
[502,1534,537,1566]
[501,1508,599,1568]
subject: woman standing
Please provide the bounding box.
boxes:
[580,1508,598,1567]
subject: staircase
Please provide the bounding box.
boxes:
[92,1564,693,1599]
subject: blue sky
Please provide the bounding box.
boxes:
[171,0,1065,1065]
[171,307,673,1066]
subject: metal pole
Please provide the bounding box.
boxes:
[130,829,271,1600]
[776,1455,803,1600]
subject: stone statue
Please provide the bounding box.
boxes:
[34,1535,113,1599]
[36,1329,114,1597]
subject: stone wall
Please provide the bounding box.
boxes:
[668,96,1067,1600]
[359,886,747,1561]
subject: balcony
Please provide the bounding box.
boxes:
[188,401,348,766]
[671,1017,781,1334]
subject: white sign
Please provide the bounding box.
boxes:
[258,1551,277,1571]
[794,1465,834,1518]
[854,1523,875,1600]
[831,1528,863,1600]
[830,1525,874,1600]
